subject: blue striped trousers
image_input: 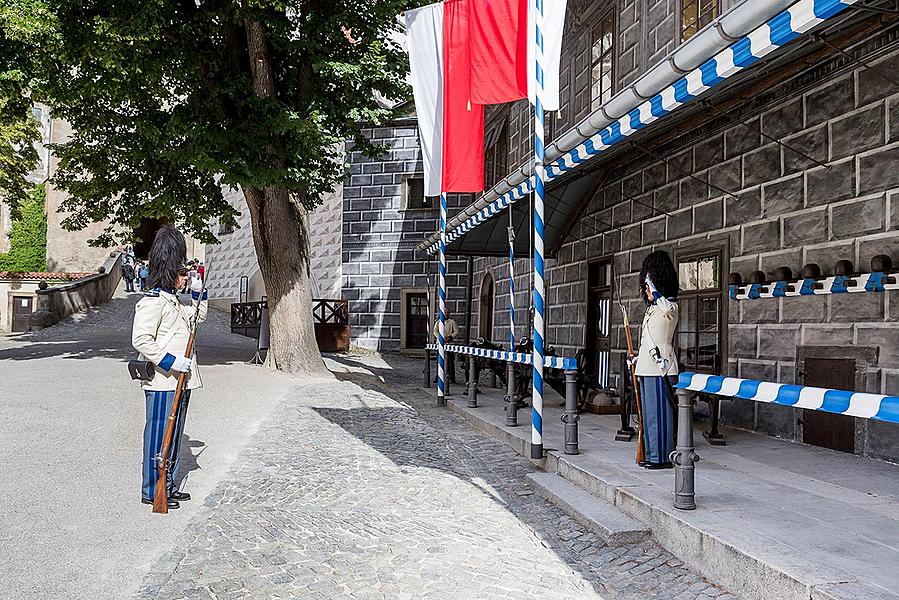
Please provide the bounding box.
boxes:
[638,376,675,465]
[141,390,190,501]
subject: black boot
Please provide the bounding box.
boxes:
[142,497,180,509]
[170,490,191,501]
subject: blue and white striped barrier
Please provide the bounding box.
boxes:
[675,372,899,425]
[730,272,899,300]
[425,0,857,254]
[425,343,578,371]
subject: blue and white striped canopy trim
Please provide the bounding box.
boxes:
[425,343,578,371]
[675,372,899,424]
[730,272,899,300]
[426,0,857,254]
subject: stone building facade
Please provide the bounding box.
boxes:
[204,185,343,311]
[204,111,472,354]
[343,113,471,352]
[448,2,899,462]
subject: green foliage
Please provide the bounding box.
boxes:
[7,0,425,246]
[0,183,47,272]
[0,1,49,208]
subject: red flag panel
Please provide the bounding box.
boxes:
[442,0,485,192]
[468,0,529,105]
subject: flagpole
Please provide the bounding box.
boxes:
[531,0,546,460]
[437,192,448,407]
[508,207,516,349]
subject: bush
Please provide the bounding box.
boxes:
[0,183,47,272]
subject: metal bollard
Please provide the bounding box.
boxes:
[671,387,700,510]
[505,361,518,426]
[491,370,498,389]
[561,369,579,455]
[468,355,478,408]
[424,348,431,388]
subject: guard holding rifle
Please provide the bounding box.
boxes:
[131,226,207,510]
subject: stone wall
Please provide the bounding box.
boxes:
[29,252,123,330]
[342,122,471,352]
[205,183,343,311]
[466,25,899,461]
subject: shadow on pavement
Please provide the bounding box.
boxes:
[314,355,618,595]
[0,295,261,366]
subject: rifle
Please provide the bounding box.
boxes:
[153,288,203,514]
[612,266,645,465]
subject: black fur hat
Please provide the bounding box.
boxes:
[147,225,187,291]
[638,250,679,304]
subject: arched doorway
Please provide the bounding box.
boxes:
[133,218,167,259]
[478,272,494,341]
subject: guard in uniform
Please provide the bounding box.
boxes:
[635,250,680,469]
[132,226,207,509]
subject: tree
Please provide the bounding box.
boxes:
[0,2,46,209]
[0,183,47,272]
[18,0,419,374]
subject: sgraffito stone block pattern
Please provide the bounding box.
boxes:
[468,25,899,461]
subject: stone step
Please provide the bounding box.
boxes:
[445,390,899,600]
[526,472,650,546]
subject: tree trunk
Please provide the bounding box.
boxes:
[242,184,328,377]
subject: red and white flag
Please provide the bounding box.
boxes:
[405,0,566,195]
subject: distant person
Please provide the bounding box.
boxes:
[132,225,207,510]
[138,261,150,291]
[197,261,205,282]
[122,260,135,293]
[433,311,459,384]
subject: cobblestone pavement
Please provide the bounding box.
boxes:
[135,352,737,600]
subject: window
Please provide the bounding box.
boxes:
[681,0,719,41]
[591,10,615,110]
[676,250,725,373]
[484,119,509,190]
[403,176,437,210]
[218,219,235,235]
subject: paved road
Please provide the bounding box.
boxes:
[136,353,736,600]
[1,291,735,599]
[0,287,294,599]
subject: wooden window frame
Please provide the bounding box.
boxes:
[483,115,509,191]
[590,7,616,111]
[400,175,437,212]
[674,244,728,374]
[679,0,721,42]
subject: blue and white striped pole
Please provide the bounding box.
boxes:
[508,211,516,349]
[437,192,448,406]
[531,0,546,459]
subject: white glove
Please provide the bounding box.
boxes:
[170,355,193,373]
[189,276,204,293]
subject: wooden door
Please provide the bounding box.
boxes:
[803,358,855,453]
[478,274,494,341]
[405,293,429,349]
[586,261,612,389]
[12,296,33,332]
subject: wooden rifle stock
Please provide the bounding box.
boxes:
[153,294,202,514]
[611,265,645,465]
[620,306,645,465]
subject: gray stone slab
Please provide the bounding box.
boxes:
[445,381,899,600]
[527,472,650,546]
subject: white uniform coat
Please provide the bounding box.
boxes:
[132,289,207,391]
[635,296,679,377]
